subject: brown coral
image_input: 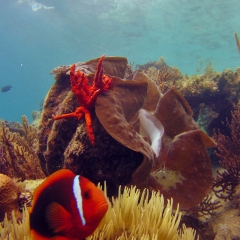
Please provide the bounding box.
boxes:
[213,107,240,200]
[0,117,45,180]
[0,174,21,221]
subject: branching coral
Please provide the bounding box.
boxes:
[213,107,240,200]
[187,195,221,217]
[0,116,45,180]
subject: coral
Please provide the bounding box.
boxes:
[38,56,215,210]
[31,111,41,128]
[196,103,219,133]
[0,174,21,221]
[0,185,197,240]
[0,117,45,180]
[187,195,221,217]
[136,58,182,93]
[124,61,134,80]
[52,55,112,145]
[213,107,240,200]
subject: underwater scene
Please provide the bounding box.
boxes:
[1,0,240,239]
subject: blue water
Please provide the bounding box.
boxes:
[1,0,240,122]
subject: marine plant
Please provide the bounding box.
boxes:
[213,107,240,200]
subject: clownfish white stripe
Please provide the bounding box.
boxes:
[73,175,86,226]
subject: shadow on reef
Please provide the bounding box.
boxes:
[37,56,216,209]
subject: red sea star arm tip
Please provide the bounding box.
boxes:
[52,110,84,121]
[84,110,95,145]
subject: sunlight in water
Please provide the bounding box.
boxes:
[18,0,54,11]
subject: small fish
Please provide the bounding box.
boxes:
[1,85,12,92]
[30,169,108,240]
[235,32,240,54]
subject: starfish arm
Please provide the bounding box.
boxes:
[93,55,105,89]
[85,89,101,109]
[84,110,95,145]
[53,56,112,146]
[52,109,84,121]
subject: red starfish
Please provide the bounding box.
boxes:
[52,55,112,145]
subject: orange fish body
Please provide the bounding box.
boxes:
[30,169,108,240]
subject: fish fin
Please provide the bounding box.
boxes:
[45,202,73,234]
[52,237,74,240]
[31,229,50,240]
[32,169,75,206]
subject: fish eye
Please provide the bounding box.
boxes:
[83,190,90,199]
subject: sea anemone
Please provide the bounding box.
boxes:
[0,184,197,240]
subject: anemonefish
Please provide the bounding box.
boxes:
[29,169,108,240]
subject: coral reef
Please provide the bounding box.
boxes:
[187,195,221,218]
[38,56,215,209]
[0,185,197,240]
[0,116,45,180]
[136,57,182,93]
[139,59,240,138]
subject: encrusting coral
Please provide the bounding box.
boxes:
[0,185,198,240]
[0,116,45,180]
[37,55,216,209]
